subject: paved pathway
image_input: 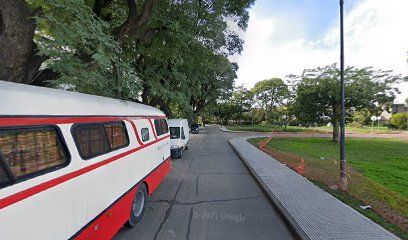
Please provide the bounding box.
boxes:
[229,136,399,240]
[114,126,295,240]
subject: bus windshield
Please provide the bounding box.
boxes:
[169,127,180,139]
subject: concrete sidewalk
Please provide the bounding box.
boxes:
[229,137,399,240]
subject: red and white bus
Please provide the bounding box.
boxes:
[0,81,171,239]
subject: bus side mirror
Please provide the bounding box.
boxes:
[181,135,185,140]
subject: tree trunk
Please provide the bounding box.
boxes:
[0,0,40,83]
[331,105,340,142]
[239,110,242,125]
[332,121,340,142]
[159,103,173,118]
[193,101,207,117]
[149,97,173,118]
[114,0,154,43]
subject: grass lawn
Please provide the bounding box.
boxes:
[248,137,408,239]
[315,125,394,133]
[226,124,397,133]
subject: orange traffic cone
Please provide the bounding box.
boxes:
[296,158,305,175]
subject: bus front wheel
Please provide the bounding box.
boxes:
[127,184,147,227]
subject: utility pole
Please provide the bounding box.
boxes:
[339,0,348,190]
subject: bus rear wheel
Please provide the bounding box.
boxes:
[127,184,147,227]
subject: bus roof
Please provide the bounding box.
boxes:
[0,81,165,117]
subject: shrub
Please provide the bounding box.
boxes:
[349,121,363,128]
[288,119,301,126]
[389,113,408,130]
[352,111,368,126]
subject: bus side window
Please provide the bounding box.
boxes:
[104,122,129,150]
[0,126,69,188]
[0,151,12,187]
[73,124,110,159]
[154,119,161,136]
[160,119,169,134]
[154,119,169,136]
[141,128,149,142]
[72,121,129,160]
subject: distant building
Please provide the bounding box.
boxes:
[380,110,391,123]
[392,104,408,114]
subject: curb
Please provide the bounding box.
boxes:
[228,137,310,240]
[219,126,252,133]
[228,137,399,240]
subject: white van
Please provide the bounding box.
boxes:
[168,119,189,158]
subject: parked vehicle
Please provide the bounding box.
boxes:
[198,123,203,130]
[0,81,171,240]
[168,119,189,159]
[190,123,200,134]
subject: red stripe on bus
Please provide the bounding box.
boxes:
[73,158,171,240]
[148,119,158,140]
[0,116,166,127]
[0,135,169,209]
[74,185,137,240]
[128,120,144,146]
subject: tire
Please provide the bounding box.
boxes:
[179,149,183,159]
[185,144,188,150]
[127,184,147,227]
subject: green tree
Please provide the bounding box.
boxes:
[390,113,408,130]
[251,78,289,122]
[0,0,144,89]
[231,85,254,124]
[134,0,253,117]
[351,109,372,127]
[214,101,240,125]
[292,64,405,142]
[0,0,254,117]
[34,0,139,98]
[188,55,237,120]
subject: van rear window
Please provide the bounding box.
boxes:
[0,126,69,187]
[170,127,180,139]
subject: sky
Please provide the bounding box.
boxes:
[230,0,408,104]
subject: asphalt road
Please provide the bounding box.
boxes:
[114,125,295,240]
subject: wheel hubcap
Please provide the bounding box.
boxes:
[132,190,145,217]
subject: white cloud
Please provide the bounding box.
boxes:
[233,0,408,103]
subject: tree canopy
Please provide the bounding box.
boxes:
[251,78,289,122]
[0,0,255,118]
[291,64,405,141]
